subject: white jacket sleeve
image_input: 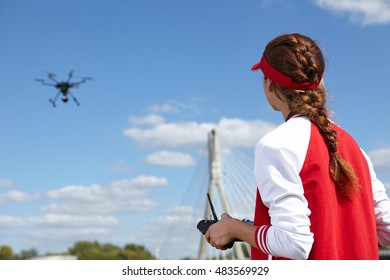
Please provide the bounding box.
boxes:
[361,149,390,246]
[254,117,314,260]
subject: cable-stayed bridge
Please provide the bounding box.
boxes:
[159,130,257,260]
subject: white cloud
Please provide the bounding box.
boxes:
[0,179,17,189]
[314,0,390,25]
[27,227,111,239]
[0,215,25,227]
[41,198,160,214]
[148,104,180,114]
[124,121,214,150]
[145,150,197,167]
[127,175,168,187]
[107,161,133,173]
[1,176,167,215]
[0,190,40,204]
[368,147,390,172]
[124,116,275,151]
[147,99,203,115]
[218,118,275,149]
[46,176,167,202]
[129,114,165,127]
[28,214,118,227]
[42,176,167,214]
[0,214,118,228]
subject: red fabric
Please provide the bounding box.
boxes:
[251,190,270,260]
[301,123,378,259]
[251,54,323,90]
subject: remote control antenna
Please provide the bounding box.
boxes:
[207,193,218,221]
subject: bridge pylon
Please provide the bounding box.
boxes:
[198,130,246,260]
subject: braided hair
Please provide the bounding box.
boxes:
[264,33,359,199]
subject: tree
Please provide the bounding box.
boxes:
[68,241,155,260]
[68,241,103,260]
[122,244,155,260]
[0,245,14,260]
[17,248,38,260]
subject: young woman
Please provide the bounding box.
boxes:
[205,33,390,260]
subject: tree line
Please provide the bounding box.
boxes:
[0,241,156,260]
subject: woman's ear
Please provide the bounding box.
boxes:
[266,79,275,93]
[268,80,285,102]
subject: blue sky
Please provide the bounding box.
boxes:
[1,0,390,259]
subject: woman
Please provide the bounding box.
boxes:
[205,33,390,260]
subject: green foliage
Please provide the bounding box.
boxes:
[68,241,156,260]
[0,241,155,260]
[0,245,14,260]
[122,244,156,260]
[17,248,38,260]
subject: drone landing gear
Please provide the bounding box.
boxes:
[49,91,61,107]
[49,99,57,107]
[69,93,80,106]
[48,92,80,107]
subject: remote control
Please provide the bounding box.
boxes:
[197,193,219,234]
[196,193,253,249]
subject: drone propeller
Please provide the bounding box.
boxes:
[47,72,59,83]
[35,78,56,86]
[72,76,93,87]
[67,70,74,82]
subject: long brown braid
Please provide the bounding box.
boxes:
[264,33,360,199]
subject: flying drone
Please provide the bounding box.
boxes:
[35,70,92,107]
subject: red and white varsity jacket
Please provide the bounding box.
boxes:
[251,115,390,260]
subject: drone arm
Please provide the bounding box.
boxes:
[70,77,92,87]
[68,92,80,106]
[35,79,56,86]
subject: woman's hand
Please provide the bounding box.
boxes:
[205,213,236,250]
